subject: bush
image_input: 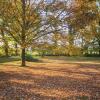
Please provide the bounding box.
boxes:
[25,53,39,62]
[84,53,100,57]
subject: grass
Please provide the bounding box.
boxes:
[0,56,100,99]
[0,56,21,63]
[44,56,100,61]
[42,56,100,65]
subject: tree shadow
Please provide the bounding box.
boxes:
[27,63,100,76]
[43,56,100,63]
[0,56,100,99]
[0,62,100,100]
[0,56,20,63]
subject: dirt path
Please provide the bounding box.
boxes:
[0,58,100,100]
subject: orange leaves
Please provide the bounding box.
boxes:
[0,57,100,99]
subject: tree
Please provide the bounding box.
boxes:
[65,0,99,55]
[0,0,98,63]
[0,14,9,57]
[0,0,72,66]
[0,29,9,57]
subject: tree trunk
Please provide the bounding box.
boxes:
[99,49,100,56]
[68,25,74,56]
[15,43,18,56]
[98,41,100,56]
[21,0,26,66]
[21,48,26,66]
[4,43,9,57]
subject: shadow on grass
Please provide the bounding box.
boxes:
[43,56,100,62]
[0,56,21,63]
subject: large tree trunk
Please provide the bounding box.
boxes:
[21,48,26,66]
[21,0,26,66]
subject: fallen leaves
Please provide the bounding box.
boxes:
[0,58,100,100]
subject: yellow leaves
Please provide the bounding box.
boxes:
[26,13,39,23]
[53,33,62,40]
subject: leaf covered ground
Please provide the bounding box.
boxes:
[0,57,100,100]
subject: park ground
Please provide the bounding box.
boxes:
[0,56,100,100]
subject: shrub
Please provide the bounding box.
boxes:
[25,53,39,62]
[84,53,100,57]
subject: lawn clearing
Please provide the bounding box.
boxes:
[0,57,100,100]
